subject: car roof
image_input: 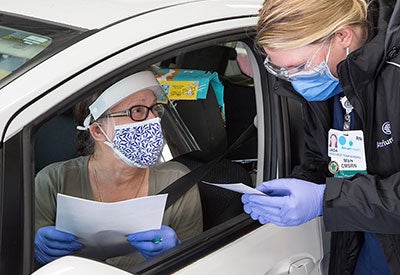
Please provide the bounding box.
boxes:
[0,0,208,30]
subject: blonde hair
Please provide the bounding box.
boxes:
[256,0,369,50]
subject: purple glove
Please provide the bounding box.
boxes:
[127,225,180,259]
[242,178,325,226]
[35,226,82,265]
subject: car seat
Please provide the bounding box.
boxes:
[173,85,254,230]
[174,44,258,162]
[175,45,237,76]
[34,109,78,174]
[170,46,255,230]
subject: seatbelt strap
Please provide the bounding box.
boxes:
[159,122,256,210]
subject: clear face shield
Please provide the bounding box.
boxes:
[159,97,200,160]
[78,71,200,165]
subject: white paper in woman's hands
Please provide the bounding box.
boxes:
[56,193,168,259]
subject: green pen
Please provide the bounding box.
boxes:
[152,237,163,243]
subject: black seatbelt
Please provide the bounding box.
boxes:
[159,122,256,210]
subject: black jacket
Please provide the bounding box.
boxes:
[274,0,400,274]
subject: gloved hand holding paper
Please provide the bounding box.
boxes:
[241,178,325,226]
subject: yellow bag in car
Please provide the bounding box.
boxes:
[154,68,225,120]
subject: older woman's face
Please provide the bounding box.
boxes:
[109,89,158,125]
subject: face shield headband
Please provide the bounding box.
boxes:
[77,71,165,131]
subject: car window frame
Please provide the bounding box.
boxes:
[0,26,278,274]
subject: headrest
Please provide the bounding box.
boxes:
[174,85,228,162]
[177,45,237,75]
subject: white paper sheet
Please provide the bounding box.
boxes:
[202,181,265,195]
[56,193,168,260]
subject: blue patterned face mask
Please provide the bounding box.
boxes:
[104,117,163,168]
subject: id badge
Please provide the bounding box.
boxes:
[328,129,367,178]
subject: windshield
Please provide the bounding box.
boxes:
[0,26,52,80]
[0,13,89,87]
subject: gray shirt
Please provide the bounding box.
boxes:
[35,155,203,270]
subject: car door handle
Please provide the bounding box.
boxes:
[288,258,316,275]
[266,257,316,275]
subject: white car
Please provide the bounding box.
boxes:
[0,1,329,274]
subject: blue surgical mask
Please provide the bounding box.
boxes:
[290,44,342,101]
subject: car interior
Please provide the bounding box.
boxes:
[32,38,308,273]
[34,41,259,234]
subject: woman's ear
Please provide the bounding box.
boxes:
[334,26,353,48]
[89,123,107,142]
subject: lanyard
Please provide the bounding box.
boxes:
[340,96,353,130]
[333,95,354,131]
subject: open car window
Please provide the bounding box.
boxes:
[157,42,258,167]
[32,38,260,273]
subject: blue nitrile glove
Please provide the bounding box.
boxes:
[241,178,326,226]
[35,226,82,265]
[127,225,181,259]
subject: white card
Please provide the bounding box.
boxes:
[202,181,265,195]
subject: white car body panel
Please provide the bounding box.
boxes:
[176,219,324,275]
[244,42,266,185]
[1,0,261,30]
[1,0,202,29]
[31,256,131,275]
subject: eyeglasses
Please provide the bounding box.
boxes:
[99,103,165,122]
[263,43,326,81]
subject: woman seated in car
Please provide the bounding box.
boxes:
[34,70,203,270]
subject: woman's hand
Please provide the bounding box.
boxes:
[35,226,82,265]
[127,225,181,259]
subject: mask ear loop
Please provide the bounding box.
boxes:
[95,122,113,144]
[323,40,341,80]
[325,40,333,64]
[94,119,126,163]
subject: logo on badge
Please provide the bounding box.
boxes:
[382,121,391,135]
[328,161,339,174]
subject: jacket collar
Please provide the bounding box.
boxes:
[337,0,394,122]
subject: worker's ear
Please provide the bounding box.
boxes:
[333,26,353,49]
[89,123,108,142]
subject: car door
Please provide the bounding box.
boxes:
[0,2,328,274]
